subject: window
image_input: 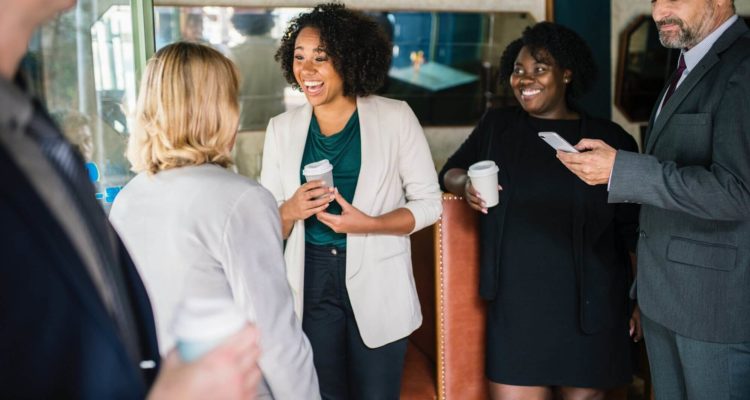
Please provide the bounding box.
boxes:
[23,3,540,191]
[22,0,136,212]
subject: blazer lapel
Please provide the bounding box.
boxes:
[346,96,380,280]
[283,103,313,194]
[351,96,379,214]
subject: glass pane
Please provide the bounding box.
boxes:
[153,6,535,130]
[22,0,136,213]
[154,6,306,132]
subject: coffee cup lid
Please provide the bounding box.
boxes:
[467,160,499,178]
[171,298,246,342]
[303,159,333,176]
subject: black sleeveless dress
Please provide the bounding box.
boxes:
[483,115,632,388]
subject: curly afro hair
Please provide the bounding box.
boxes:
[275,3,392,97]
[499,22,596,107]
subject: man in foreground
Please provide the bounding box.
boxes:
[0,0,260,398]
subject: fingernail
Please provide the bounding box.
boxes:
[482,209,488,214]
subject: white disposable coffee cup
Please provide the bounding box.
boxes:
[467,160,500,208]
[172,298,246,362]
[302,159,334,189]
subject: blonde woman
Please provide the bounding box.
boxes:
[110,42,319,399]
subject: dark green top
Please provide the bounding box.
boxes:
[300,110,361,248]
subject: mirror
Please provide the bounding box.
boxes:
[615,15,678,123]
[153,6,536,130]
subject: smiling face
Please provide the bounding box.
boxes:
[292,27,349,110]
[510,46,571,119]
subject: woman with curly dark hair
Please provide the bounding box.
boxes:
[439,22,642,400]
[260,4,441,398]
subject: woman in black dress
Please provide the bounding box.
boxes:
[439,22,642,400]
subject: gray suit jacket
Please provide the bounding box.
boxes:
[609,18,750,343]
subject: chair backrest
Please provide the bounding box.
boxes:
[401,223,438,400]
[410,223,437,362]
[435,194,489,400]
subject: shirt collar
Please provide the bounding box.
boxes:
[682,14,738,71]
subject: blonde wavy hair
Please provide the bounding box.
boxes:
[128,42,240,173]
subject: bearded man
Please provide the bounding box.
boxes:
[557,0,750,398]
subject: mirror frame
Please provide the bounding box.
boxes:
[153,0,554,22]
[614,14,666,124]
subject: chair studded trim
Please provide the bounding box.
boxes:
[435,193,488,399]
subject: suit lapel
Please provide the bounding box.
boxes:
[644,83,667,152]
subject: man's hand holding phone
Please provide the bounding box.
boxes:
[556,138,618,186]
[538,131,579,153]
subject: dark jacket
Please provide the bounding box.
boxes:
[0,76,160,399]
[439,106,639,334]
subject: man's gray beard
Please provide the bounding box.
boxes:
[658,1,715,49]
[658,27,697,48]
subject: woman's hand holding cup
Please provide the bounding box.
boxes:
[282,180,334,222]
[463,180,488,214]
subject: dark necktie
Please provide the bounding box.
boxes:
[25,103,142,365]
[662,54,687,106]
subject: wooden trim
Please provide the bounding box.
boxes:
[545,0,554,21]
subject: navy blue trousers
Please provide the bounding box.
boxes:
[302,243,407,400]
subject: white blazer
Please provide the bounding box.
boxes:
[260,95,442,348]
[110,164,320,399]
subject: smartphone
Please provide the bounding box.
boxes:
[538,131,579,153]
